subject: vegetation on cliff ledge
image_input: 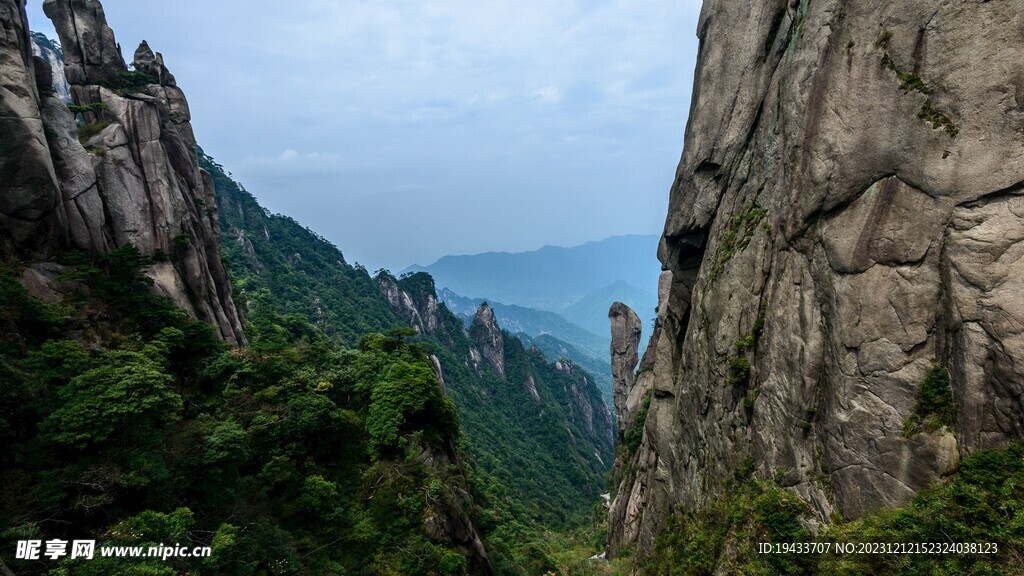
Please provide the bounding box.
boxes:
[642,443,1024,576]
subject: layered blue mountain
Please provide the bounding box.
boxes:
[560,279,658,338]
[403,235,661,313]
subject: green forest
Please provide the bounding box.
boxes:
[0,245,480,575]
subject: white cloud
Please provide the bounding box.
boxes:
[531,86,562,105]
[238,150,347,174]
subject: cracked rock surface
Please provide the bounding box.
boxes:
[0,0,66,253]
[470,303,506,379]
[610,0,1024,559]
[1,0,243,344]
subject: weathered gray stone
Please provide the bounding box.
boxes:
[132,40,176,87]
[31,54,51,93]
[607,304,661,556]
[609,302,642,435]
[38,85,111,253]
[470,303,505,378]
[610,0,1024,560]
[0,0,66,254]
[523,375,540,402]
[376,273,444,336]
[42,0,125,86]
[25,0,247,345]
[19,262,74,303]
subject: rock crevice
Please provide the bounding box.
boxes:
[1,0,243,344]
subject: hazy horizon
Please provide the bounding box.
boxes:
[27,0,703,271]
[400,232,660,271]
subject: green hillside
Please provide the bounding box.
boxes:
[206,153,615,573]
[0,150,619,576]
[0,249,483,575]
[205,150,405,345]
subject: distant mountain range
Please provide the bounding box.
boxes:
[560,279,658,338]
[403,234,662,311]
[440,289,609,359]
[404,235,660,368]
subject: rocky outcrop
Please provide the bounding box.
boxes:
[470,303,505,378]
[372,274,493,573]
[376,272,444,336]
[609,302,644,435]
[610,0,1024,560]
[0,0,67,255]
[522,375,540,402]
[606,302,660,555]
[35,58,112,254]
[430,354,447,391]
[41,0,124,86]
[553,359,613,440]
[0,0,243,343]
[414,436,492,576]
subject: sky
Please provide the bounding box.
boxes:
[28,0,704,272]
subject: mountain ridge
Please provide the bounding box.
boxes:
[403,233,661,312]
[408,234,660,268]
[208,150,615,571]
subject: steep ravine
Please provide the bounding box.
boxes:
[609,0,1024,561]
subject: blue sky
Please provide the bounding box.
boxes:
[28,0,703,272]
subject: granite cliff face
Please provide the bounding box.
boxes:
[609,302,644,435]
[0,0,243,343]
[469,303,506,378]
[377,271,444,337]
[610,0,1024,559]
[0,0,66,254]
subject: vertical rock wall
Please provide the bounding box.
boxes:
[0,0,243,344]
[0,0,67,254]
[611,0,1024,559]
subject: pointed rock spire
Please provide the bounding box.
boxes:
[42,0,126,86]
[608,301,641,434]
[470,303,505,379]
